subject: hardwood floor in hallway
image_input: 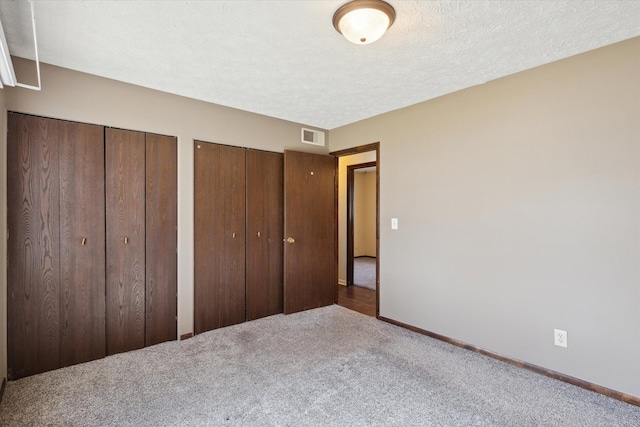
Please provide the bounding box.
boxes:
[337,285,376,317]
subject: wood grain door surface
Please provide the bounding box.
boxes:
[8,114,177,378]
[8,114,107,378]
[245,149,284,321]
[59,120,107,367]
[283,151,337,314]
[145,133,178,346]
[7,113,63,379]
[194,141,246,333]
[105,128,146,355]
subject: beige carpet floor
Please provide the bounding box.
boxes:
[1,305,639,426]
[354,257,376,290]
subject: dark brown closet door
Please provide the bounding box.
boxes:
[106,128,146,355]
[7,113,61,379]
[59,121,106,367]
[145,133,177,346]
[194,141,246,333]
[283,151,337,314]
[245,150,283,321]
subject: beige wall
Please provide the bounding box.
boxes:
[329,37,640,397]
[1,59,328,374]
[0,87,6,384]
[354,170,376,257]
[338,152,376,284]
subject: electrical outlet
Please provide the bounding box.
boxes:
[391,218,398,230]
[554,329,568,348]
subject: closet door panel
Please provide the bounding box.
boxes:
[145,133,177,346]
[7,113,61,379]
[246,150,283,321]
[59,121,106,367]
[106,128,146,355]
[194,141,246,333]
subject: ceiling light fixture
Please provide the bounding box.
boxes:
[333,0,396,45]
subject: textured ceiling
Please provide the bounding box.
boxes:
[1,1,639,130]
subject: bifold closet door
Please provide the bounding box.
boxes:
[106,128,146,355]
[7,113,106,379]
[8,115,177,378]
[194,141,246,334]
[145,133,178,346]
[59,120,106,367]
[245,149,284,321]
[7,114,62,379]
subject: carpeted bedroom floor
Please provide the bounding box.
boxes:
[354,256,376,290]
[1,305,638,426]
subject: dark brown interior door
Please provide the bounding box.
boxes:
[283,150,337,314]
[7,113,62,379]
[194,141,246,333]
[145,133,177,346]
[106,128,146,355]
[245,149,284,321]
[59,120,106,367]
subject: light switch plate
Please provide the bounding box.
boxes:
[391,218,398,230]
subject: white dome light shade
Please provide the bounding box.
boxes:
[338,8,389,45]
[333,0,396,45]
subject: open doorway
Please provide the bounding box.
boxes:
[347,162,377,289]
[330,143,379,317]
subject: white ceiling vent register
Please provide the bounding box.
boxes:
[301,128,325,147]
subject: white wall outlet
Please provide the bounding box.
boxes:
[391,218,398,230]
[554,329,568,348]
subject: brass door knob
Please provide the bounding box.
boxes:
[286,237,295,244]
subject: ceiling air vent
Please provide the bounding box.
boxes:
[301,128,325,147]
